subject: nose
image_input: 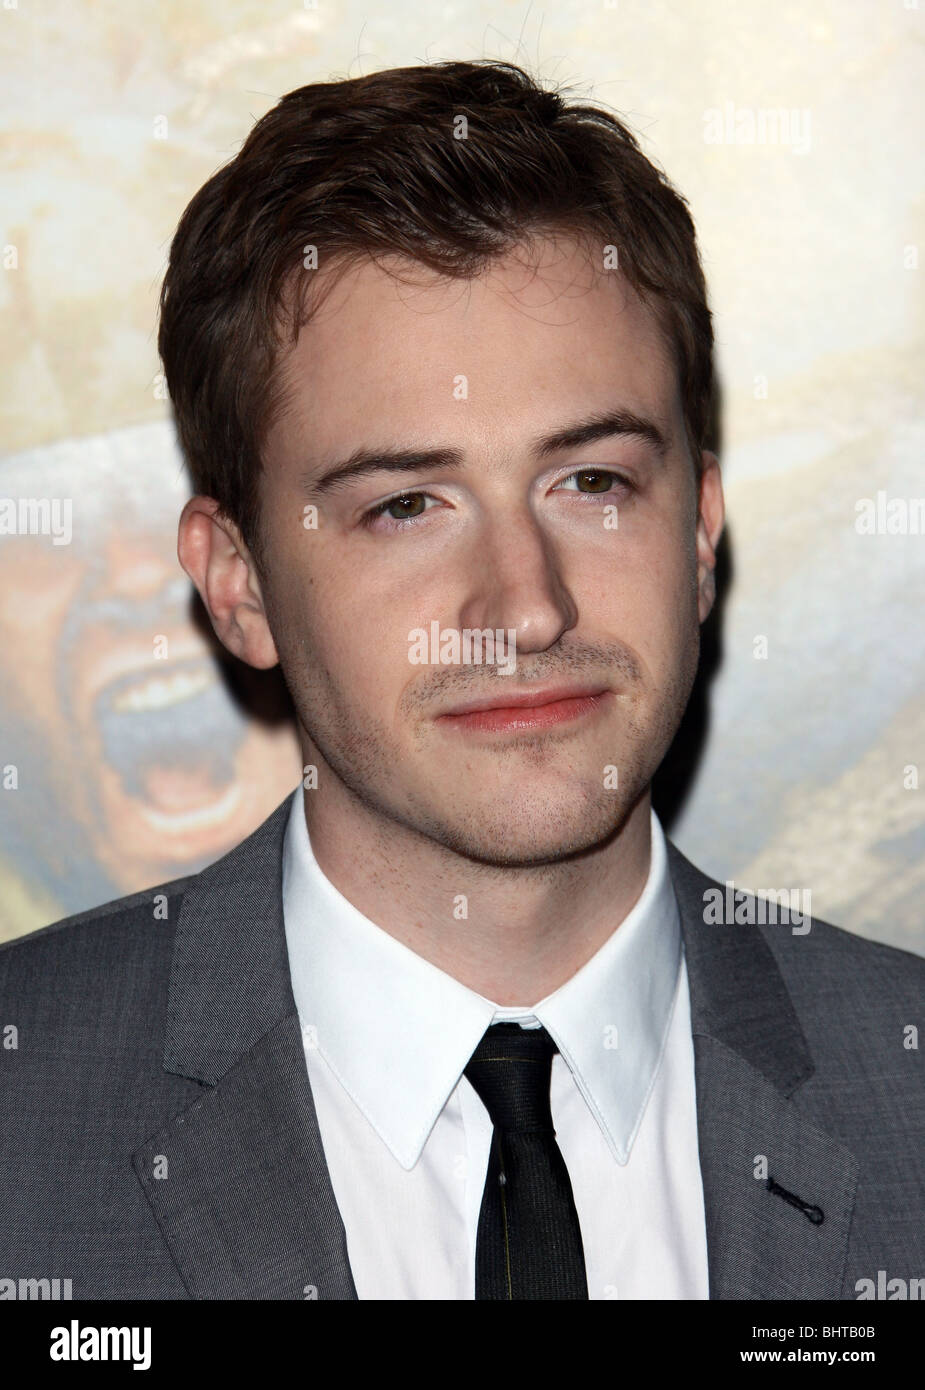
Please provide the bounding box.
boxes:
[456,506,578,659]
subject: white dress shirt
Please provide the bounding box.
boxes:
[281,789,710,1300]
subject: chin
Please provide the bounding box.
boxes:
[432,796,634,867]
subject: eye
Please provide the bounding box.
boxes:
[360,491,437,530]
[359,469,633,534]
[555,468,632,496]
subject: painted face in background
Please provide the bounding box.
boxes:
[256,234,722,866]
[0,432,301,940]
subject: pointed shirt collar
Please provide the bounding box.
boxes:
[282,789,681,1171]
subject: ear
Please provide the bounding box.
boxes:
[177,497,280,670]
[695,451,724,624]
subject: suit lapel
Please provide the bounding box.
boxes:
[667,841,859,1298]
[132,795,358,1300]
[134,790,859,1300]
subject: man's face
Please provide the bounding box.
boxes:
[254,234,722,866]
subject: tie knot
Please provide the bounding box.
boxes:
[463,1022,557,1133]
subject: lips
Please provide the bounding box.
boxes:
[439,685,609,717]
[436,687,612,735]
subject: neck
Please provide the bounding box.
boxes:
[299,767,653,1007]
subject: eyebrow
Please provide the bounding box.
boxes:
[300,406,670,498]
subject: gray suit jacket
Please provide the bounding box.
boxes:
[1,794,923,1299]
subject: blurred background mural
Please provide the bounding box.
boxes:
[1,2,922,954]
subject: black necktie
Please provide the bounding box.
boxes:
[463,1021,589,1300]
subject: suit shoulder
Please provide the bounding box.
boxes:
[770,918,925,1091]
[761,909,925,1000]
[0,870,194,983]
[667,837,925,991]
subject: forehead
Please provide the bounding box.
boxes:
[272,234,682,458]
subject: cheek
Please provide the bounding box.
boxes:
[268,541,411,700]
[594,525,692,617]
[591,525,698,673]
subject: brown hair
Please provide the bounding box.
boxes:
[158,60,714,573]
